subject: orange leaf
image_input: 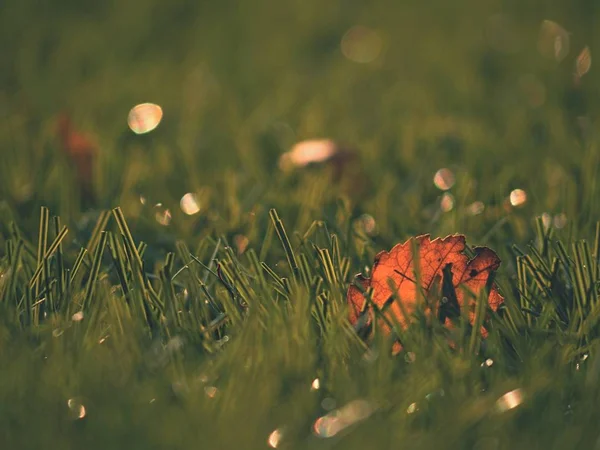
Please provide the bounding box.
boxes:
[347,234,503,347]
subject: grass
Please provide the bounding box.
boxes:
[1,0,600,448]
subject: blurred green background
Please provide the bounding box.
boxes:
[2,0,599,250]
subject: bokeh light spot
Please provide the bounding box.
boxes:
[467,201,485,216]
[509,189,527,207]
[279,139,338,171]
[440,193,455,212]
[495,388,524,413]
[128,103,163,134]
[267,428,284,448]
[67,398,86,420]
[313,399,376,438]
[180,193,200,215]
[433,168,455,190]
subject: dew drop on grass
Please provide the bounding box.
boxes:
[358,214,377,235]
[495,388,524,413]
[154,205,172,226]
[267,428,285,448]
[541,213,552,230]
[467,201,485,216]
[440,193,455,212]
[279,139,338,171]
[405,352,416,363]
[311,378,321,391]
[554,213,567,229]
[313,399,376,438]
[425,389,445,401]
[180,193,200,215]
[433,168,455,190]
[204,386,218,398]
[67,398,86,420]
[128,103,163,134]
[481,358,494,367]
[509,189,527,207]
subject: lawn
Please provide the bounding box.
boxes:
[1,0,600,448]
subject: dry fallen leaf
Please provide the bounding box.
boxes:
[56,113,97,205]
[347,234,503,350]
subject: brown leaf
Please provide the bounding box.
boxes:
[347,234,503,348]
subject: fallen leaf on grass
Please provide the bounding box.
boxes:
[347,234,503,350]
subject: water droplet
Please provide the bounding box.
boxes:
[279,139,338,170]
[467,201,485,216]
[204,386,218,398]
[433,168,455,190]
[404,352,416,363]
[481,358,494,367]
[425,389,445,401]
[541,213,552,230]
[180,193,201,215]
[72,311,84,322]
[313,399,377,438]
[553,213,567,229]
[67,398,86,420]
[341,26,383,63]
[267,428,285,448]
[440,193,455,212]
[311,378,321,391]
[155,206,172,226]
[509,189,527,207]
[358,214,377,235]
[128,103,163,134]
[495,388,524,413]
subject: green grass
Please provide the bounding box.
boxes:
[2,0,600,448]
